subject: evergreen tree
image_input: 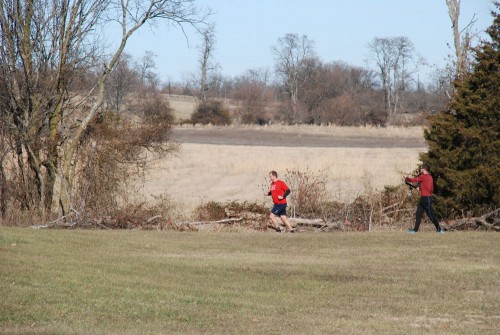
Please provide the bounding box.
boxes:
[421,2,500,218]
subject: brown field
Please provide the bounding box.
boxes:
[136,125,427,217]
[165,94,198,121]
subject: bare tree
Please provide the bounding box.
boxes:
[272,33,316,123]
[444,0,480,99]
[430,1,480,101]
[392,37,424,115]
[299,60,378,125]
[233,68,273,124]
[0,0,209,217]
[367,36,422,124]
[105,53,137,111]
[137,50,160,91]
[198,22,219,102]
[446,0,476,79]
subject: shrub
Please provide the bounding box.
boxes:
[284,169,328,218]
[142,96,174,124]
[190,100,231,125]
[105,193,181,230]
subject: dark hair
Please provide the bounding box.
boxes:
[421,163,430,171]
[269,170,278,177]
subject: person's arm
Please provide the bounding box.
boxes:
[278,188,290,200]
[405,175,423,183]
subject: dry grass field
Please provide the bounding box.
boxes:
[165,94,198,121]
[135,125,427,217]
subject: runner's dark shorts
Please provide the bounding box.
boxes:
[271,204,287,216]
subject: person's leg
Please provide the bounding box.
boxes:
[413,198,425,231]
[280,215,294,231]
[269,212,280,230]
[423,197,442,231]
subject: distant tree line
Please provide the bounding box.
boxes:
[105,14,478,128]
[160,32,451,126]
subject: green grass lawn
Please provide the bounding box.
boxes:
[1,227,498,335]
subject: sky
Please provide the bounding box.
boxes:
[122,0,495,84]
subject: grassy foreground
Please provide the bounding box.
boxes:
[1,228,498,335]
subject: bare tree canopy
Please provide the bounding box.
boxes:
[366,36,423,124]
[445,0,478,83]
[197,22,220,101]
[0,0,209,218]
[272,33,316,123]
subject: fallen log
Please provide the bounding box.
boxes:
[173,217,246,231]
[224,208,262,220]
[289,218,347,231]
[443,209,500,231]
[173,217,347,232]
[175,217,244,226]
[289,218,325,227]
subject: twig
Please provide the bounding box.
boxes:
[147,215,162,223]
[32,212,76,228]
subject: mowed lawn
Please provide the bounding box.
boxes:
[1,228,499,335]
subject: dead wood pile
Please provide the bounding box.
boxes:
[30,202,499,233]
[441,209,500,231]
[171,207,350,232]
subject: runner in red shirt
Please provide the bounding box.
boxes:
[266,170,295,233]
[405,164,444,234]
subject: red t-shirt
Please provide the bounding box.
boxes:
[406,174,434,196]
[269,180,289,204]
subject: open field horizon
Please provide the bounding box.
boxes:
[137,125,427,217]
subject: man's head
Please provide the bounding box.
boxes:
[269,170,278,181]
[420,163,430,174]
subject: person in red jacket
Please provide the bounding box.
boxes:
[405,164,444,234]
[266,170,295,233]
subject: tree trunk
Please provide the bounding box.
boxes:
[447,0,468,79]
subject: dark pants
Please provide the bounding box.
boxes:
[414,196,441,232]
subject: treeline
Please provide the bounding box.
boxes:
[107,55,449,127]
[188,63,438,126]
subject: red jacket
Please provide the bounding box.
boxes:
[269,180,289,204]
[406,174,434,196]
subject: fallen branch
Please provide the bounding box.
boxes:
[289,218,325,227]
[176,217,244,226]
[314,221,347,232]
[289,218,346,231]
[444,209,500,231]
[380,202,404,213]
[32,221,79,229]
[147,215,162,223]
